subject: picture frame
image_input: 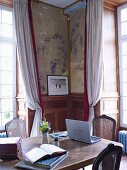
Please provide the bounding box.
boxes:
[47,75,68,96]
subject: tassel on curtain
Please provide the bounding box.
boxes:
[14,0,44,137]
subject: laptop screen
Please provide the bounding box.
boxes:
[65,119,100,144]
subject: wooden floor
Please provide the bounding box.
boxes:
[120,154,127,170]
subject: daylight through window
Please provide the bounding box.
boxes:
[118,4,127,127]
[0,5,16,130]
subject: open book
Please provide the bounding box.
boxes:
[16,154,68,170]
[24,144,67,163]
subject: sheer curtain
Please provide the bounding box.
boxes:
[86,0,103,124]
[14,0,43,137]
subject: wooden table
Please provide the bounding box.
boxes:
[0,136,123,170]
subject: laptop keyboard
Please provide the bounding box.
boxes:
[91,136,100,141]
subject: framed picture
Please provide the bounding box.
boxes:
[47,75,68,96]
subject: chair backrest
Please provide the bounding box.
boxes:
[92,114,116,140]
[5,117,27,138]
[92,143,123,170]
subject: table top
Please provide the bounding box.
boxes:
[0,136,123,170]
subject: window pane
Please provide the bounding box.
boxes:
[123,111,127,124]
[1,99,13,111]
[2,10,12,24]
[123,83,127,96]
[123,97,127,110]
[118,5,127,127]
[0,85,13,97]
[1,24,13,38]
[122,41,127,55]
[122,69,127,82]
[0,25,1,37]
[0,85,12,97]
[1,71,13,84]
[122,55,127,69]
[0,6,15,130]
[0,10,1,22]
[2,112,13,126]
[0,43,13,57]
[121,8,127,22]
[121,22,127,35]
[1,57,13,70]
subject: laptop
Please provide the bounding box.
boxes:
[65,119,101,144]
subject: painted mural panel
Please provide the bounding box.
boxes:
[70,9,85,93]
[32,3,68,94]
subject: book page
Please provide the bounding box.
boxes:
[25,147,50,163]
[40,144,66,155]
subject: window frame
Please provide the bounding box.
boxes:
[117,4,127,128]
[0,5,16,130]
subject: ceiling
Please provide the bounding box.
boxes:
[110,0,127,5]
[39,0,78,8]
[39,0,127,9]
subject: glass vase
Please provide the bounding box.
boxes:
[42,132,49,144]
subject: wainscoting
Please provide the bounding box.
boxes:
[17,94,120,137]
[26,94,86,135]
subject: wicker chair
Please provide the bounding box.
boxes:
[92,143,122,170]
[92,114,116,140]
[5,117,27,138]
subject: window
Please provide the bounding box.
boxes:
[0,5,16,130]
[117,4,127,127]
